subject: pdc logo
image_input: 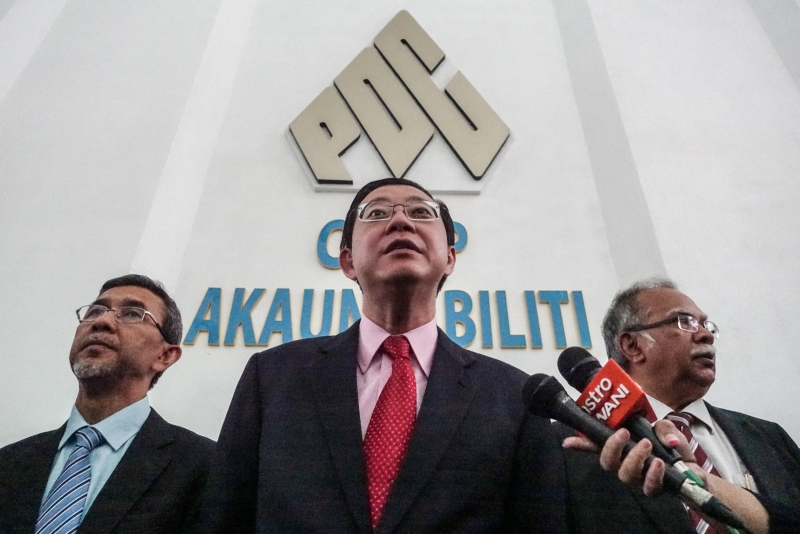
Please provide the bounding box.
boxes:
[289,11,510,193]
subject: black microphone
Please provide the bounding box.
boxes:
[523,373,745,530]
[557,347,685,468]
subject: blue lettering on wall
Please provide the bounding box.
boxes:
[184,287,221,345]
[184,288,592,350]
[496,291,526,348]
[524,291,543,348]
[478,290,492,348]
[539,290,569,349]
[224,288,265,346]
[300,289,334,338]
[317,220,344,269]
[453,222,468,253]
[572,290,592,348]
[444,290,476,346]
[258,288,292,345]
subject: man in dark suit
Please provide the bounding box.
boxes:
[199,178,567,533]
[562,278,800,533]
[0,274,215,534]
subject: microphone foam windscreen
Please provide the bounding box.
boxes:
[557,347,602,391]
[522,374,565,418]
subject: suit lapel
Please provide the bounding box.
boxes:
[13,427,64,534]
[311,323,372,534]
[707,404,764,480]
[707,403,800,503]
[79,410,174,534]
[378,330,478,534]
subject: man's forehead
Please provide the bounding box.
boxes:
[95,285,161,310]
[639,288,705,318]
[361,184,433,204]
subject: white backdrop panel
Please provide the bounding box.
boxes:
[0,0,797,446]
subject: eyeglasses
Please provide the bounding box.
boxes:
[627,314,720,338]
[354,200,442,222]
[76,305,168,342]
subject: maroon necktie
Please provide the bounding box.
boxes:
[363,335,417,530]
[666,412,721,534]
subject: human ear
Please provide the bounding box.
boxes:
[444,245,456,275]
[339,248,358,282]
[618,333,645,365]
[153,345,182,373]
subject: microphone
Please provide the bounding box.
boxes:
[523,373,745,530]
[557,347,686,470]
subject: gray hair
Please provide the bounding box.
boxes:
[602,277,678,369]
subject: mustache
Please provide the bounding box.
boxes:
[690,346,716,359]
[80,335,116,351]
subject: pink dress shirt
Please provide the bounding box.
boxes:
[356,315,437,438]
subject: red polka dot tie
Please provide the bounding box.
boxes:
[666,412,721,534]
[363,335,417,530]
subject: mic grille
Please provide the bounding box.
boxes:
[557,346,602,391]
[522,374,567,418]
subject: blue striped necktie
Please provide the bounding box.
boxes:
[35,426,105,534]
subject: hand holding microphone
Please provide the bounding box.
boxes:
[550,347,771,533]
[522,372,746,530]
[557,347,704,486]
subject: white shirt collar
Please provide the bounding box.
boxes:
[357,315,437,378]
[60,396,152,451]
[646,394,714,433]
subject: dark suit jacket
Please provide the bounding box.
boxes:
[561,402,800,534]
[0,409,215,534]
[199,323,567,533]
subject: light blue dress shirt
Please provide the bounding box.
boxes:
[40,396,151,519]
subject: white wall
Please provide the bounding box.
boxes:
[1,0,798,446]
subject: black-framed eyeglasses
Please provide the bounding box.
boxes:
[354,200,442,222]
[627,314,720,338]
[76,305,168,342]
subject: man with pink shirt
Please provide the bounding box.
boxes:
[199,178,566,533]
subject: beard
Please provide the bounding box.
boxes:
[71,352,142,382]
[72,358,118,380]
